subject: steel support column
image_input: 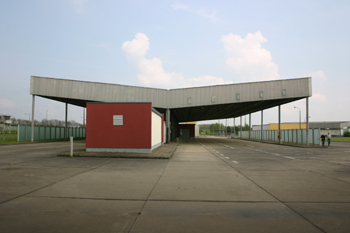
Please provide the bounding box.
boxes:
[278,105,281,144]
[31,95,35,142]
[65,103,68,139]
[166,108,170,143]
[83,107,85,127]
[249,114,251,140]
[233,118,235,137]
[240,116,242,138]
[306,97,309,146]
[261,110,263,141]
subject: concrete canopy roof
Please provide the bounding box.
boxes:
[30,76,312,122]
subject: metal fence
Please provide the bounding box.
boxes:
[239,129,321,145]
[17,125,85,142]
[0,125,17,131]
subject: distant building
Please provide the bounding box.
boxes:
[0,115,12,130]
[180,122,200,138]
[252,121,350,136]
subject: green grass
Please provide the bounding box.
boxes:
[331,137,350,142]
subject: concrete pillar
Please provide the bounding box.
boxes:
[306,97,309,146]
[83,107,85,127]
[278,105,281,143]
[31,95,35,142]
[65,103,68,139]
[261,110,263,141]
[166,109,170,143]
[249,114,251,140]
[233,118,235,137]
[240,116,242,138]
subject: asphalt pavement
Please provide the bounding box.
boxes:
[1,138,350,233]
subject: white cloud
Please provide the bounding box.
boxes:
[0,98,20,111]
[305,70,327,84]
[311,93,327,102]
[121,33,228,89]
[222,31,280,82]
[304,70,327,103]
[171,3,218,21]
[72,0,87,13]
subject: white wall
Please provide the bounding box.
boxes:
[320,129,343,137]
[195,125,200,137]
[151,111,162,148]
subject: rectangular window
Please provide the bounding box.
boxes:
[236,93,240,100]
[113,115,123,125]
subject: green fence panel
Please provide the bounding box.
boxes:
[39,127,44,140]
[34,127,39,140]
[314,129,320,145]
[55,127,59,139]
[17,125,85,141]
[26,126,32,141]
[18,126,26,141]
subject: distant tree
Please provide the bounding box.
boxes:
[40,119,49,126]
[209,123,225,134]
[199,124,211,130]
[11,117,18,125]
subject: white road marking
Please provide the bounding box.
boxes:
[330,161,350,164]
[224,157,230,159]
[220,154,224,156]
[283,156,295,160]
[232,160,238,163]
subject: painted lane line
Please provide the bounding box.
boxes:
[283,156,295,160]
[330,161,350,164]
[224,157,230,159]
[232,161,238,163]
[220,154,224,156]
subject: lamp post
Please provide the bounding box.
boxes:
[294,107,301,129]
[25,113,30,121]
[294,106,302,143]
[46,110,48,126]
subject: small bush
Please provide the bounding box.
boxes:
[344,132,350,137]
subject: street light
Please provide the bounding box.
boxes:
[294,107,301,129]
[25,113,31,125]
[46,110,48,126]
[24,113,30,121]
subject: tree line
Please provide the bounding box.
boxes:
[10,117,84,128]
[199,123,251,134]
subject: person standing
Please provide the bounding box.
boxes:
[327,133,332,146]
[321,134,325,147]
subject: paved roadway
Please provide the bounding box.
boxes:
[0,138,350,233]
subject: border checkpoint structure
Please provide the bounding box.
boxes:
[29,76,312,146]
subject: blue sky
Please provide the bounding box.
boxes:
[1,0,349,126]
